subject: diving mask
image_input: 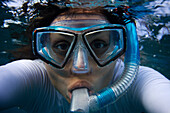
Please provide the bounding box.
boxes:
[32,24,126,68]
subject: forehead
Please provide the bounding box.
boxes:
[50,14,109,27]
[52,13,107,21]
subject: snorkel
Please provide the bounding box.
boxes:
[70,6,140,113]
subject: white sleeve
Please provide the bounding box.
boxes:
[0,60,47,110]
[134,66,170,113]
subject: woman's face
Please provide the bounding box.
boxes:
[45,13,117,103]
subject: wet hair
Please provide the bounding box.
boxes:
[27,6,125,35]
[12,4,129,60]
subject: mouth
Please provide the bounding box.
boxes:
[68,81,93,100]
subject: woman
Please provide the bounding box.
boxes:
[0,5,170,113]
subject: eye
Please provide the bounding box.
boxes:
[91,40,107,49]
[53,41,70,52]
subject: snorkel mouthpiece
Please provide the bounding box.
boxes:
[70,88,89,113]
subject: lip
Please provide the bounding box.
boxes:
[68,81,93,99]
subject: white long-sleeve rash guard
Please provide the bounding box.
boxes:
[0,59,170,113]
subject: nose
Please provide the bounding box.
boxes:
[71,42,90,74]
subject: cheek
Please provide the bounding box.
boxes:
[45,64,69,95]
[91,61,116,91]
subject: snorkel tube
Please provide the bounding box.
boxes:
[70,9,140,113]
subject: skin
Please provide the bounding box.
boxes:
[45,13,117,103]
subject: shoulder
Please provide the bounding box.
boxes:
[133,65,170,94]
[0,59,47,82]
[1,59,45,71]
[136,66,169,86]
[138,66,163,76]
[6,59,45,67]
[131,66,170,113]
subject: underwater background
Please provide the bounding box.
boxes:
[0,0,169,113]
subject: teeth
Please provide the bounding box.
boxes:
[70,88,89,113]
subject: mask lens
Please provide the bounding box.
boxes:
[84,29,124,65]
[36,31,75,67]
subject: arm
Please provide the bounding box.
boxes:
[134,66,170,113]
[0,60,47,111]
